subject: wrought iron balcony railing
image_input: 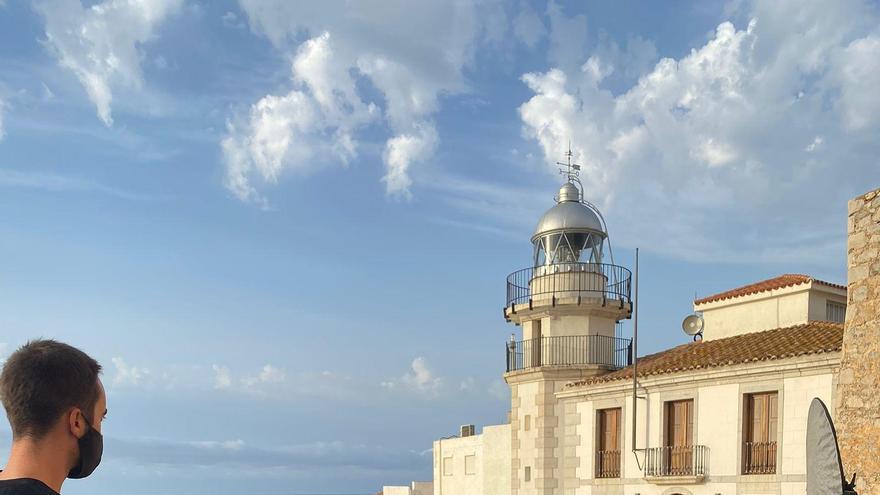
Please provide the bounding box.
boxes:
[644,445,708,478]
[505,335,632,372]
[506,262,632,309]
[743,441,777,474]
[596,450,621,478]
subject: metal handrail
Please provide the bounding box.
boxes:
[644,445,708,477]
[505,335,632,372]
[596,450,621,478]
[743,441,777,474]
[506,262,632,308]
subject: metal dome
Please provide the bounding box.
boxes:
[558,182,579,202]
[531,183,606,241]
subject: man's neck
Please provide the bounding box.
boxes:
[0,436,67,493]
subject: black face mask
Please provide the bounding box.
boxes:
[68,415,103,479]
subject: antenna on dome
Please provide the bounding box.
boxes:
[557,140,581,183]
[553,143,616,264]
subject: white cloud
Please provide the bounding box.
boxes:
[241,364,287,387]
[189,439,246,451]
[382,357,443,396]
[805,136,824,153]
[222,32,376,207]
[111,357,150,387]
[459,377,476,391]
[212,364,232,390]
[34,0,182,126]
[258,364,285,383]
[41,82,55,102]
[593,35,659,81]
[382,124,438,199]
[224,0,496,203]
[546,0,588,71]
[221,11,244,29]
[518,0,880,265]
[833,35,880,131]
[107,435,424,473]
[155,363,362,401]
[513,2,547,48]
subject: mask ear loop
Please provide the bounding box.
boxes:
[68,408,104,479]
[75,410,95,439]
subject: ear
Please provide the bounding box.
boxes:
[67,408,87,440]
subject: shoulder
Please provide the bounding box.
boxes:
[0,478,60,495]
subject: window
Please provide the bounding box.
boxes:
[663,400,694,476]
[596,408,622,478]
[826,301,846,323]
[743,392,778,474]
[524,414,531,431]
[443,457,453,476]
[465,455,476,475]
[524,466,531,482]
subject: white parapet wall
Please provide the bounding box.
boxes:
[695,281,846,341]
[433,424,511,495]
[382,481,433,495]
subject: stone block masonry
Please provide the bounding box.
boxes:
[836,186,880,495]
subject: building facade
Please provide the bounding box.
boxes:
[385,181,874,495]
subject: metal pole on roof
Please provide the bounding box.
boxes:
[631,248,640,460]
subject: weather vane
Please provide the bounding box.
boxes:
[557,140,581,182]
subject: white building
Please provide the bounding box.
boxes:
[387,176,848,495]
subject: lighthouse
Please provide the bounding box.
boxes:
[503,151,633,495]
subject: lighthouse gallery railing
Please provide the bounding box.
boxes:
[506,335,632,372]
[505,262,632,308]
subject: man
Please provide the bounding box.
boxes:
[0,340,106,495]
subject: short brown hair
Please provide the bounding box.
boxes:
[0,339,102,438]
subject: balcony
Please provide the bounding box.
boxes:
[505,262,632,315]
[596,450,621,478]
[644,445,708,484]
[743,441,777,474]
[505,335,632,373]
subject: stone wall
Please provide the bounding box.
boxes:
[836,186,880,495]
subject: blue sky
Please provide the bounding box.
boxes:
[0,0,878,493]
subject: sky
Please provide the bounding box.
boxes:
[0,0,878,493]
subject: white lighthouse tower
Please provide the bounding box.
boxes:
[503,152,633,495]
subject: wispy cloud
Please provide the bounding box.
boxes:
[239,364,287,389]
[212,364,232,390]
[34,0,183,126]
[0,429,423,474]
[381,357,444,397]
[107,435,425,473]
[0,169,162,201]
[205,363,369,402]
[110,357,151,388]
[424,173,550,241]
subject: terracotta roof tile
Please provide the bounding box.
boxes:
[694,274,846,305]
[567,321,843,388]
